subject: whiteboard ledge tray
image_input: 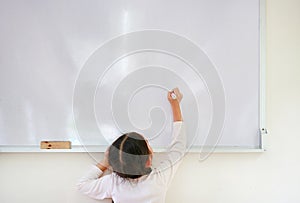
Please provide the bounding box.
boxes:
[0,145,265,153]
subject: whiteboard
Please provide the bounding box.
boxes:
[0,0,265,152]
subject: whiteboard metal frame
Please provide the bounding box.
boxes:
[259,0,267,152]
[0,0,267,153]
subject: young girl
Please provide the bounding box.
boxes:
[77,88,186,203]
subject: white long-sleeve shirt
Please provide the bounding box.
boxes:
[77,121,186,203]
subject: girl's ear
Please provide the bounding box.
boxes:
[145,154,152,168]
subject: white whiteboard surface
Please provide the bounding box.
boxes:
[0,0,265,152]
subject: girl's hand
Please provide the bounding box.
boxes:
[168,87,183,104]
[96,148,110,171]
[168,88,183,122]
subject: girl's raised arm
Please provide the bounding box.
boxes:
[155,88,186,186]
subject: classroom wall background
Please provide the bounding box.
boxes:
[1,0,300,202]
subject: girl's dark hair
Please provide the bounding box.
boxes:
[108,132,152,179]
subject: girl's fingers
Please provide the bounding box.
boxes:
[173,88,182,98]
[173,87,179,95]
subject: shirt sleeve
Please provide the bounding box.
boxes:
[155,121,186,186]
[77,165,113,200]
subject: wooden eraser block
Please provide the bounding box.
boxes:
[40,141,71,149]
